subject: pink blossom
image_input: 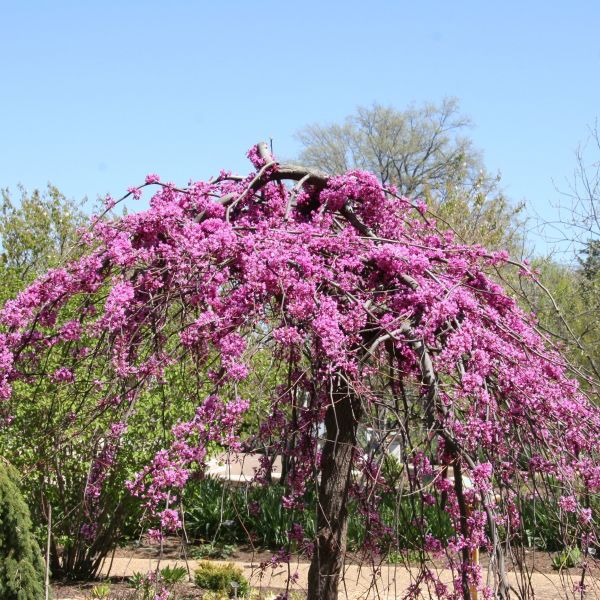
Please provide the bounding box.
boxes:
[159,508,181,531]
[154,588,170,600]
[127,186,143,200]
[579,507,593,525]
[59,320,83,341]
[272,326,304,346]
[471,462,493,495]
[52,367,74,383]
[559,495,578,513]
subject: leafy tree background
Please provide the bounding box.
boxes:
[296,98,525,253]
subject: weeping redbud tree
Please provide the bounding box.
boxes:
[0,143,599,600]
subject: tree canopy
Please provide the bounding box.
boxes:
[0,145,598,599]
[296,98,524,253]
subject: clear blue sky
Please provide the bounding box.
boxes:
[1,1,599,254]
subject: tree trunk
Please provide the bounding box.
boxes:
[307,379,360,600]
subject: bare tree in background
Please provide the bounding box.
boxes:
[558,123,600,378]
[296,97,525,252]
[297,98,475,196]
[558,121,600,257]
[520,123,600,384]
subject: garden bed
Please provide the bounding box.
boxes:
[50,536,599,600]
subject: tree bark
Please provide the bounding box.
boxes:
[307,378,360,600]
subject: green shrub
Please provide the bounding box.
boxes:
[128,571,147,589]
[0,461,47,599]
[159,564,187,586]
[194,561,249,596]
[552,546,582,570]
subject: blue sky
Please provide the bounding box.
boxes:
[1,1,599,254]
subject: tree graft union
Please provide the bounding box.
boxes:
[0,144,599,599]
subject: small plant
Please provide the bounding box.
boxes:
[89,583,111,599]
[129,567,187,599]
[160,564,187,586]
[386,550,403,564]
[129,571,149,589]
[192,543,236,559]
[194,561,249,596]
[552,546,582,570]
[128,571,158,600]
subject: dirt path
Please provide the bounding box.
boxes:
[53,554,600,599]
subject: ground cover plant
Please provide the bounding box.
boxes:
[0,143,599,599]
